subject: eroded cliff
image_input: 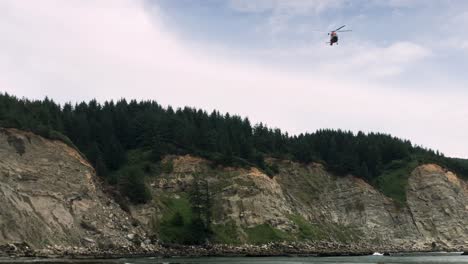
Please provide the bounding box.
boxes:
[0,128,150,253]
[138,156,468,251]
[1,128,467,255]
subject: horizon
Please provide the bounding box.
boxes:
[1,0,467,158]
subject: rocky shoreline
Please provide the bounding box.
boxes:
[1,130,467,261]
[1,241,465,259]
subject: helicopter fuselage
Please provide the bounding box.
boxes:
[330,31,338,45]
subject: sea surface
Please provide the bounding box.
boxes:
[2,254,468,264]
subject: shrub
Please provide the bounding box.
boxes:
[161,159,174,173]
[245,224,292,244]
[118,167,151,204]
[170,212,185,226]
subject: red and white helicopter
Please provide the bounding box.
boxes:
[327,25,352,46]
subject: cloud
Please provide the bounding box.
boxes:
[375,0,428,8]
[228,0,432,14]
[227,0,348,36]
[0,0,467,158]
[438,11,468,52]
[251,41,431,79]
[229,0,346,14]
[324,41,431,77]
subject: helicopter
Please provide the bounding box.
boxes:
[327,25,352,46]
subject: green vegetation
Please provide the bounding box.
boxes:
[118,167,151,204]
[374,160,418,206]
[245,224,293,244]
[211,221,241,244]
[1,93,467,204]
[161,159,174,174]
[157,194,195,244]
[326,224,363,243]
[288,214,325,241]
[287,214,362,243]
[156,177,213,245]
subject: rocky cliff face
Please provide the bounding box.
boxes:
[139,156,468,251]
[0,128,149,253]
[1,128,467,254]
[406,165,468,249]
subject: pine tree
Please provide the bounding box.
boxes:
[359,162,371,181]
[119,168,151,204]
[1,92,466,192]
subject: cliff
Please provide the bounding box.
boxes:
[137,156,468,252]
[0,128,467,255]
[0,128,154,255]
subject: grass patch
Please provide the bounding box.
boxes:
[156,193,211,245]
[325,223,362,243]
[374,160,418,206]
[155,194,194,244]
[245,224,293,244]
[211,221,241,244]
[288,214,326,241]
[160,194,193,223]
[288,214,362,243]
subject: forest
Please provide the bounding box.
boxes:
[1,93,467,204]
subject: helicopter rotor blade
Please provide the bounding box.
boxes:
[334,25,346,31]
[337,30,352,32]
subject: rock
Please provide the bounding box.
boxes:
[83,237,95,244]
[8,243,18,252]
[133,157,468,253]
[1,129,468,256]
[0,128,145,253]
[96,237,116,251]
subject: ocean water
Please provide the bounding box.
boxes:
[2,254,468,264]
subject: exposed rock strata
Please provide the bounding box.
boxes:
[141,157,468,251]
[0,128,467,256]
[0,128,151,251]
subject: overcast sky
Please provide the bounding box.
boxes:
[1,0,467,158]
